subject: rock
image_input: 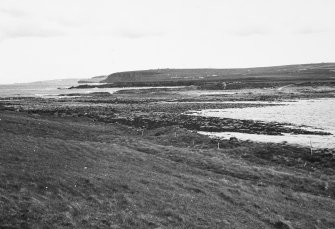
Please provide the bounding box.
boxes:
[273,220,294,229]
[229,137,239,142]
[31,113,40,118]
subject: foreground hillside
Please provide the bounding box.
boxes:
[1,110,334,229]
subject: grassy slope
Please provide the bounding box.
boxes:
[1,111,335,229]
[101,63,335,83]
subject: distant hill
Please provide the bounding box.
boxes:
[100,63,335,84]
[78,75,108,84]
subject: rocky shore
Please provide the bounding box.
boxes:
[103,113,331,136]
[2,94,331,138]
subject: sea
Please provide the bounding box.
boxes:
[0,79,182,98]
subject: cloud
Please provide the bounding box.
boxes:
[0,22,66,41]
[111,27,164,39]
[295,28,334,35]
[0,26,64,41]
[0,8,27,18]
[0,7,66,41]
[0,1,165,42]
[230,27,271,37]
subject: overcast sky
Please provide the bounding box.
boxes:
[1,0,335,84]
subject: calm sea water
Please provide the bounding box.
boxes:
[0,79,80,97]
[0,80,183,98]
[192,99,335,149]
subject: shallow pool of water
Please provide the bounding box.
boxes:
[193,98,335,149]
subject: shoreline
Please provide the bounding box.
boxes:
[1,85,334,149]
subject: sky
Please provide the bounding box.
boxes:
[0,0,335,84]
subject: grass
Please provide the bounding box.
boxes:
[101,63,335,85]
[1,110,335,228]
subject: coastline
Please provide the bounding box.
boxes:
[1,83,335,228]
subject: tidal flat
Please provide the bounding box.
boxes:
[1,82,335,228]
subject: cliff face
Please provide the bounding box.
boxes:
[100,63,335,84]
[101,70,164,83]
